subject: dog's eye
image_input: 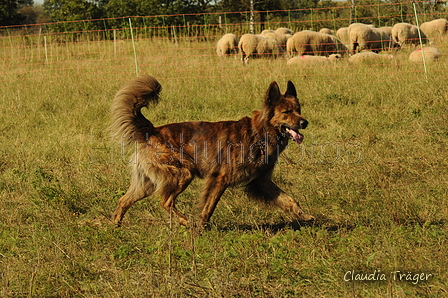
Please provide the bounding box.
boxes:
[283,110,293,115]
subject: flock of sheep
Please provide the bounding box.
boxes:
[216,18,447,65]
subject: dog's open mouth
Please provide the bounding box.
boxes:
[282,126,304,145]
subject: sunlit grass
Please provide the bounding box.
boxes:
[0,36,447,297]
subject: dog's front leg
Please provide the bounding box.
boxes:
[272,189,315,222]
[198,175,228,227]
[246,178,315,222]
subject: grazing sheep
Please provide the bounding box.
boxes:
[319,28,334,35]
[391,23,428,47]
[287,54,340,65]
[348,23,399,54]
[379,26,393,36]
[261,29,275,35]
[348,51,394,64]
[216,33,239,56]
[409,47,441,63]
[287,30,348,57]
[420,19,448,40]
[238,34,283,62]
[275,27,294,35]
[262,32,292,50]
[336,27,349,45]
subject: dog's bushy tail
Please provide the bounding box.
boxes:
[110,75,162,145]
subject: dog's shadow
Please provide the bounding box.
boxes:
[214,215,355,234]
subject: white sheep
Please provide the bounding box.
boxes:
[275,27,294,35]
[286,30,348,57]
[420,19,448,41]
[391,23,428,47]
[409,47,441,63]
[348,23,399,54]
[262,32,292,50]
[379,26,393,36]
[238,34,283,62]
[319,28,334,35]
[348,51,395,64]
[260,29,275,35]
[286,54,341,65]
[216,33,239,56]
[336,27,349,45]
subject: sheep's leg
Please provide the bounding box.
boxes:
[351,42,358,54]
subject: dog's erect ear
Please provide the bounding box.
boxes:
[285,81,297,98]
[265,81,281,107]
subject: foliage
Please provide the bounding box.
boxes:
[2,0,447,29]
[0,0,28,26]
[43,0,103,22]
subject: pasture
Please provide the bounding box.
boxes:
[1,30,448,297]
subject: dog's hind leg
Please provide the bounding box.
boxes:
[198,175,228,227]
[113,169,155,226]
[159,169,194,227]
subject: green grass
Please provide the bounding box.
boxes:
[1,37,447,297]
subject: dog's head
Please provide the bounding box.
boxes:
[261,81,308,145]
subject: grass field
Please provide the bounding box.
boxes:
[1,36,447,297]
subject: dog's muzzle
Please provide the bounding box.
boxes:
[299,119,308,129]
[282,119,308,145]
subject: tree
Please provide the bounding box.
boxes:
[43,0,102,22]
[0,0,29,26]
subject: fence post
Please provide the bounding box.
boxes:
[224,13,228,33]
[44,35,49,65]
[172,25,178,45]
[400,3,404,23]
[377,1,381,27]
[128,18,139,76]
[103,19,109,40]
[162,15,169,40]
[113,30,117,57]
[142,17,148,39]
[183,14,188,38]
[266,10,270,30]
[377,2,384,51]
[203,13,209,40]
[249,0,254,34]
[288,10,292,29]
[309,8,313,30]
[83,20,91,54]
[6,27,14,61]
[413,2,429,81]
[332,8,337,34]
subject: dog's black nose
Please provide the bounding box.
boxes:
[300,119,308,129]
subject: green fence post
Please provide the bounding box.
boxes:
[288,10,292,30]
[224,12,228,33]
[413,2,429,81]
[310,8,313,31]
[266,11,270,30]
[129,18,139,76]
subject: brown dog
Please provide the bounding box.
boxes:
[110,75,314,228]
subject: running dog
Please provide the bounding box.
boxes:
[110,75,314,227]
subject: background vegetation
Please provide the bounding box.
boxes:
[1,2,448,297]
[2,0,448,31]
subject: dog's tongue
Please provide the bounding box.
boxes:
[286,128,304,144]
